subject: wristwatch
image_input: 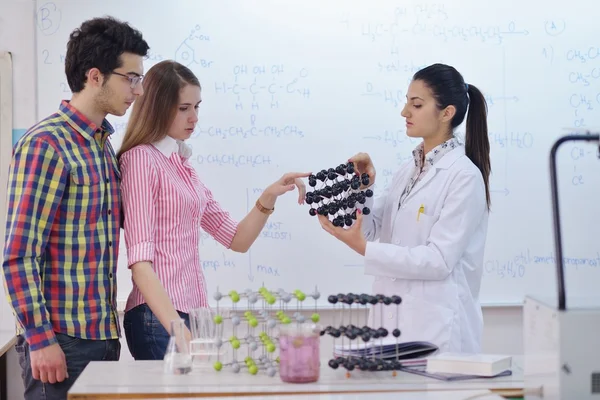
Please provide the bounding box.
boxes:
[255,199,275,215]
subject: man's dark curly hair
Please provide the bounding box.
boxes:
[65,16,149,93]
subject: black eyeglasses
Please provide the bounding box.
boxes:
[111,71,143,88]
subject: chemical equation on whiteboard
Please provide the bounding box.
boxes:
[361,83,404,108]
[361,82,519,111]
[341,6,528,46]
[569,143,598,187]
[489,132,534,149]
[562,46,600,130]
[485,249,600,279]
[376,60,429,75]
[565,46,600,63]
[362,129,418,148]
[195,125,304,140]
[568,68,600,87]
[408,21,528,45]
[484,259,526,279]
[192,153,272,168]
[192,114,304,140]
[175,25,214,68]
[214,65,310,111]
[569,93,598,129]
[36,2,61,36]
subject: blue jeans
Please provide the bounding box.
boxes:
[123,303,190,360]
[15,333,120,400]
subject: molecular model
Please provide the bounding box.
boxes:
[305,162,373,227]
[321,292,405,377]
[197,286,321,376]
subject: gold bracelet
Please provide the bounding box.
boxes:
[255,199,275,215]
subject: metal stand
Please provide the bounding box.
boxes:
[549,131,600,311]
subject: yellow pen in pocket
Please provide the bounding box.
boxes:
[417,204,425,221]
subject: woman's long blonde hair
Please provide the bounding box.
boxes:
[117,60,200,159]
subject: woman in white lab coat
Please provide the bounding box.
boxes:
[318,63,491,353]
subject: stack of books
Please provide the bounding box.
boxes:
[401,352,514,381]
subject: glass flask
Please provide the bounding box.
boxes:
[163,318,192,375]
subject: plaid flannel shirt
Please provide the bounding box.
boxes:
[2,101,121,350]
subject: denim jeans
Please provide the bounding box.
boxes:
[123,303,190,360]
[15,333,120,400]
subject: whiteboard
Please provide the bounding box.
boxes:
[34,0,599,307]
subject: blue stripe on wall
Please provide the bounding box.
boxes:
[12,128,26,146]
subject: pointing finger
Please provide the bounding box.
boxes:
[283,172,312,182]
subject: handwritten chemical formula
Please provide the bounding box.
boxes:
[192,114,305,140]
[547,40,600,188]
[174,25,214,68]
[485,249,600,279]
[214,65,310,111]
[342,5,529,49]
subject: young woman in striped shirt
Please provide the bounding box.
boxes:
[117,60,308,360]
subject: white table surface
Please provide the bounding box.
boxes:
[67,358,526,399]
[166,390,507,400]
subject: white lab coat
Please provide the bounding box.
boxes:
[362,145,488,354]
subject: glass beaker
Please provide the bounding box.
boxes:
[189,307,225,366]
[164,318,192,375]
[278,323,321,383]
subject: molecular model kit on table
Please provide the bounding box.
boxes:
[194,286,321,377]
[188,285,411,380]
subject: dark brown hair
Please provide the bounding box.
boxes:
[65,16,149,93]
[117,60,200,158]
[413,63,491,209]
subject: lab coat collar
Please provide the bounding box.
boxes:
[433,145,465,170]
[405,146,465,201]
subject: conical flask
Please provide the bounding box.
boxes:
[163,318,192,374]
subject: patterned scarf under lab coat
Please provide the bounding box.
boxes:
[398,137,462,208]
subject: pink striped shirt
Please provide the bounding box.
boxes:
[120,136,238,313]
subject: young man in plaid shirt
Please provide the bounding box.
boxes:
[2,16,148,399]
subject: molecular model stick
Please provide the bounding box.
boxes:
[306,162,373,227]
[205,286,321,376]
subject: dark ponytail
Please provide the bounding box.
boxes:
[413,64,491,209]
[464,84,491,209]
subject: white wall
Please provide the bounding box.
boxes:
[0,0,523,371]
[0,0,37,332]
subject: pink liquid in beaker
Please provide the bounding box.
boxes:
[279,333,320,383]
